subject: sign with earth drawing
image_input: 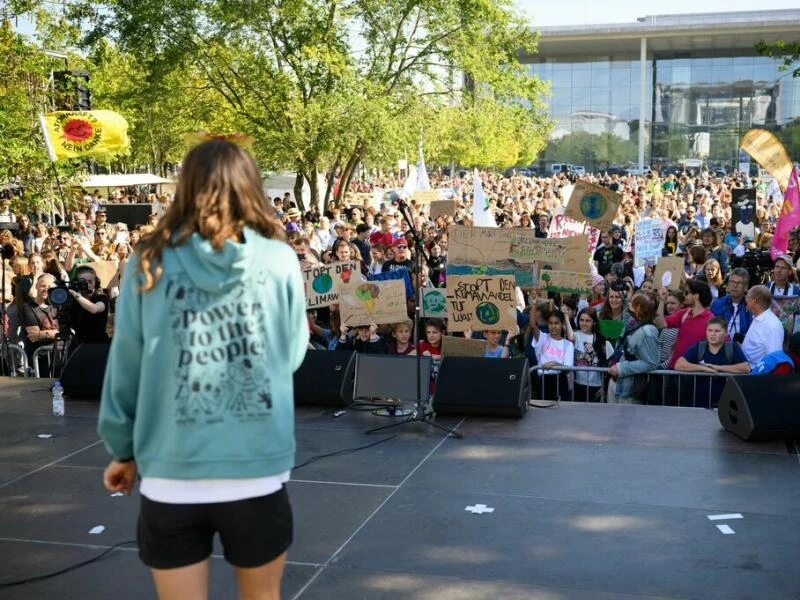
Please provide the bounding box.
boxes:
[565,182,622,232]
[302,260,361,309]
[445,275,516,332]
[420,287,448,318]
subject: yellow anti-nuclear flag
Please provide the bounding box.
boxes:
[39,110,130,162]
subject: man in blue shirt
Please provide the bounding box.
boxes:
[710,267,753,343]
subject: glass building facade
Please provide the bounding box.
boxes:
[526,12,800,173]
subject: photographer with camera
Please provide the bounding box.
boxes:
[68,265,110,347]
[20,273,60,375]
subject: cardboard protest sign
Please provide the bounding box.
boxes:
[539,234,590,274]
[548,213,586,238]
[430,200,457,221]
[565,181,622,232]
[85,261,119,288]
[634,218,663,267]
[420,287,448,318]
[539,269,593,295]
[339,279,408,326]
[302,261,361,309]
[412,190,439,203]
[653,256,684,290]
[446,275,516,332]
[441,336,486,357]
[447,225,534,286]
[509,230,565,263]
[448,225,512,264]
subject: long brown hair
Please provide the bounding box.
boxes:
[137,140,285,292]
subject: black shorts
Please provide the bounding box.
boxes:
[137,485,293,569]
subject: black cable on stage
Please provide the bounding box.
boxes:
[0,540,137,588]
[293,434,397,470]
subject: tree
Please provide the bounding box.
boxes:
[544,132,636,170]
[67,0,551,208]
[756,40,800,78]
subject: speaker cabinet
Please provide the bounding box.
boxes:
[293,351,356,407]
[718,375,800,441]
[433,357,530,418]
[354,354,432,403]
[61,343,110,399]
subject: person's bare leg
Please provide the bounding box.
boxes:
[235,551,288,600]
[151,559,210,600]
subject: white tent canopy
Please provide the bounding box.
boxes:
[79,173,173,188]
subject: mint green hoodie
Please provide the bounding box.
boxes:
[98,227,308,478]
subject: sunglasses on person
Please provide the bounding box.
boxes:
[395,244,408,249]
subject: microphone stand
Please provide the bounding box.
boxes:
[365,199,462,438]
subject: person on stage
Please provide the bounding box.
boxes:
[98,139,308,600]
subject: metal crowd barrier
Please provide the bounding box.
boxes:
[2,343,29,377]
[528,365,743,409]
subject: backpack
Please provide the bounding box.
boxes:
[696,341,734,364]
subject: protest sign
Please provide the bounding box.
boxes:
[634,218,663,267]
[447,225,534,286]
[539,270,593,295]
[420,287,448,318]
[430,200,457,221]
[446,275,516,332]
[448,225,511,264]
[441,336,486,357]
[548,213,585,238]
[565,182,622,232]
[509,230,565,263]
[339,279,408,326]
[85,261,119,288]
[653,256,684,290]
[302,260,360,309]
[413,190,440,203]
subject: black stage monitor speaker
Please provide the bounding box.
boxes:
[294,351,356,407]
[433,357,530,418]
[354,354,433,403]
[61,343,110,399]
[101,204,153,228]
[718,375,800,441]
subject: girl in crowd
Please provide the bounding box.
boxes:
[657,289,685,369]
[608,292,660,403]
[572,307,607,402]
[662,226,678,256]
[698,258,724,299]
[598,288,629,343]
[530,308,574,401]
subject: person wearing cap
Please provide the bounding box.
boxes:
[768,254,800,297]
[382,237,414,274]
[284,207,302,234]
[69,264,110,347]
[589,274,607,308]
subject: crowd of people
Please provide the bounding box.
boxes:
[2,165,800,407]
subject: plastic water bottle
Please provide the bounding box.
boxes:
[52,381,65,416]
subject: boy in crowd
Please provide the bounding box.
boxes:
[675,317,750,408]
[336,323,388,353]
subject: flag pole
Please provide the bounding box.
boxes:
[38,114,68,223]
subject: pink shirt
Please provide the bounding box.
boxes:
[665,307,713,368]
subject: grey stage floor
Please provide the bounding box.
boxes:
[1,376,799,599]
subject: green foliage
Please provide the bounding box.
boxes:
[0,21,82,214]
[67,0,552,204]
[545,131,637,168]
[756,40,800,78]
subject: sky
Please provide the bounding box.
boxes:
[516,0,800,27]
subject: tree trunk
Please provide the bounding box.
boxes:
[306,170,319,214]
[335,140,365,206]
[293,171,306,213]
[323,155,341,209]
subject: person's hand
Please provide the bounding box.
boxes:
[341,325,349,336]
[369,323,377,335]
[609,364,619,378]
[422,350,431,357]
[103,460,137,495]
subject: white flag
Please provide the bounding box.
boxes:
[471,169,496,228]
[416,143,430,191]
[767,178,783,204]
[402,165,418,199]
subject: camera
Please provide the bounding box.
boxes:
[731,249,773,285]
[609,263,629,293]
